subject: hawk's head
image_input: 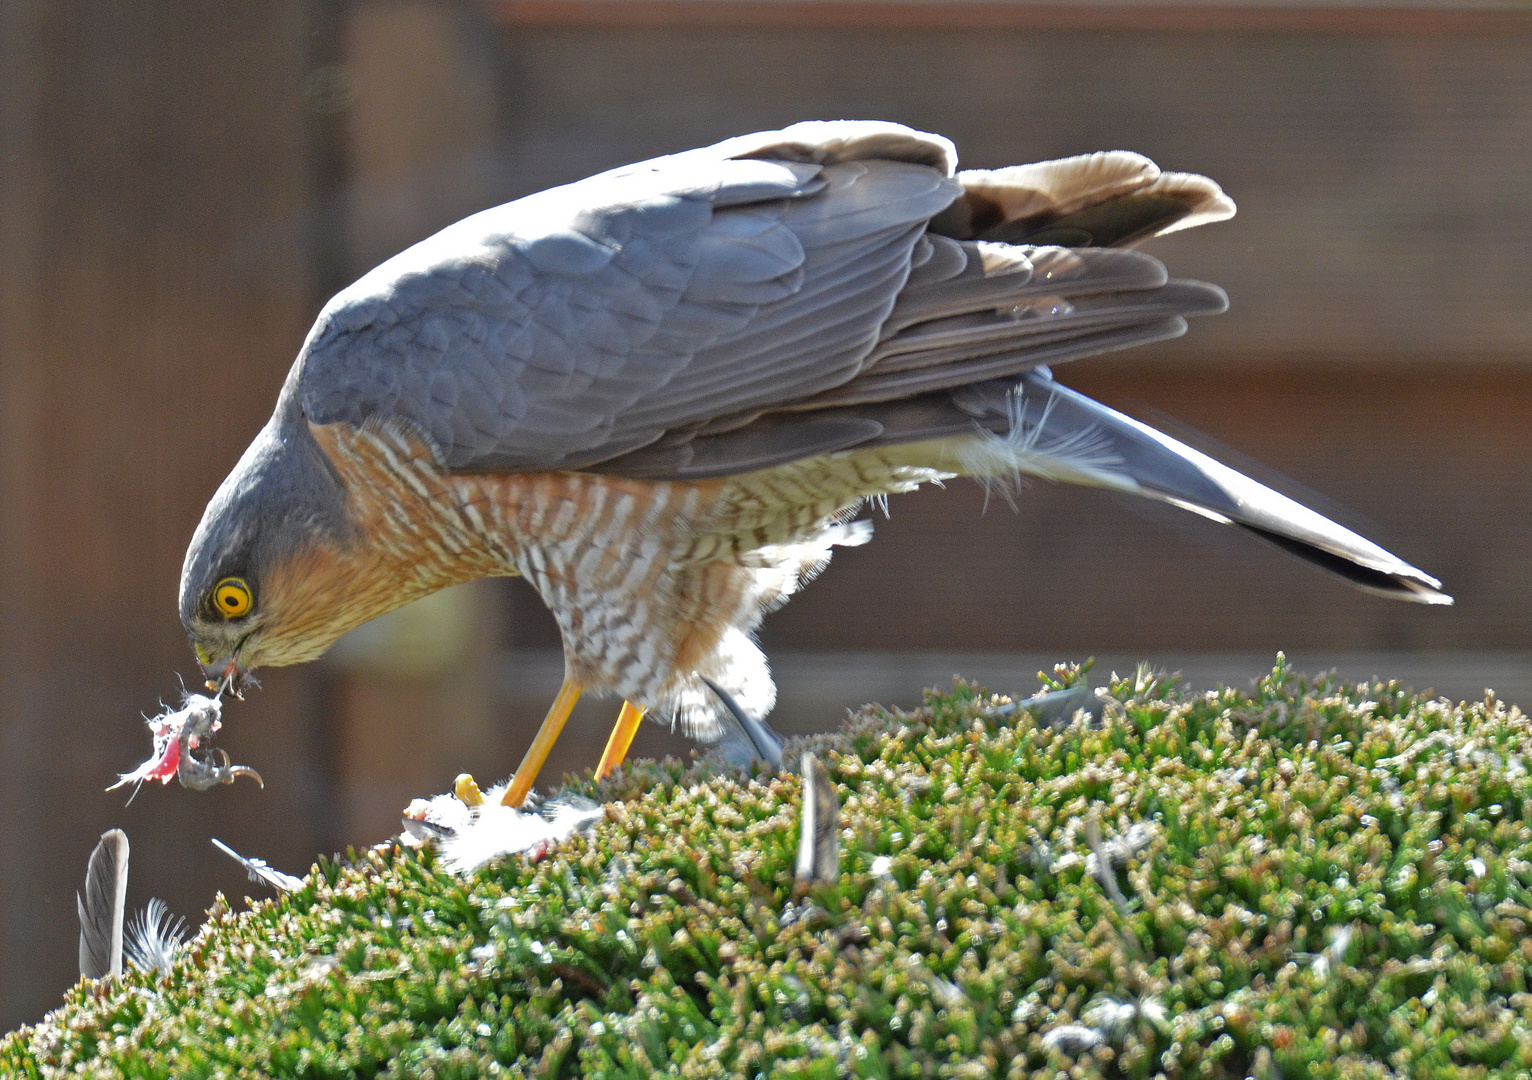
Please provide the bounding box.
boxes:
[179,415,359,694]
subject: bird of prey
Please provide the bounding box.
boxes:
[180,121,1448,810]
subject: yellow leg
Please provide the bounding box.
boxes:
[595,700,646,780]
[501,679,583,807]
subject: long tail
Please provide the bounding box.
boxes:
[595,144,1446,604]
[950,370,1450,604]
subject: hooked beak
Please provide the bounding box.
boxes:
[200,657,251,699]
[195,631,260,699]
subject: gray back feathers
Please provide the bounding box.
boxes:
[274,119,1445,603]
[298,126,958,472]
[293,121,1223,478]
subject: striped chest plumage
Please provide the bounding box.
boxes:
[305,419,949,732]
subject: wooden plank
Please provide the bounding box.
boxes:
[486,0,1532,34]
[0,0,328,1032]
[484,30,1532,360]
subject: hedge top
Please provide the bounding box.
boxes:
[6,656,1531,1080]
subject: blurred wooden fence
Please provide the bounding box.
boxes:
[2,0,1529,1031]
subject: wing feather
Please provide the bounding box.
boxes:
[801,317,1193,410]
[294,122,1233,476]
[298,124,958,471]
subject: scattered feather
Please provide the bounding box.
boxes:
[1082,995,1167,1043]
[439,786,605,874]
[795,753,839,883]
[78,829,129,980]
[994,681,1101,726]
[1298,922,1357,982]
[1086,814,1135,926]
[1082,997,1138,1040]
[125,898,186,976]
[928,974,966,1009]
[211,838,305,892]
[1041,1024,1105,1055]
[1326,923,1355,967]
[1084,820,1159,876]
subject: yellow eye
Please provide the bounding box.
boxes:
[212,578,252,618]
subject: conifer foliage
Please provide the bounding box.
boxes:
[5,657,1531,1078]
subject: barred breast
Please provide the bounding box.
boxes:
[309,418,965,736]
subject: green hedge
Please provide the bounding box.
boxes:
[5,656,1532,1079]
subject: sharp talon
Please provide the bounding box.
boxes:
[227,765,264,788]
[173,696,261,791]
[453,773,485,806]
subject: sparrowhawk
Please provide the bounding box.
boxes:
[180,121,1449,809]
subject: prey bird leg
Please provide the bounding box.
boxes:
[175,697,263,791]
[110,693,240,798]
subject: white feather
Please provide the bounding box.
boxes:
[439,786,605,875]
[125,898,186,976]
[954,384,1137,506]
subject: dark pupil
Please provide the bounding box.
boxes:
[223,594,238,608]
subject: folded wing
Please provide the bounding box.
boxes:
[293,120,1444,602]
